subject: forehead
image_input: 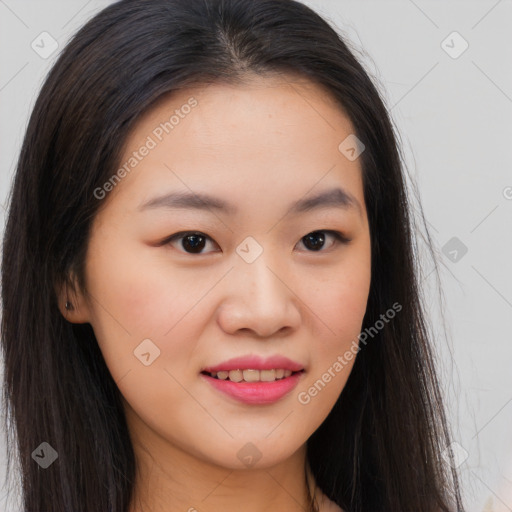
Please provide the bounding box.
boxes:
[123,73,355,155]
[104,73,365,219]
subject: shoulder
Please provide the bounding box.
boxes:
[326,500,344,512]
[318,491,344,512]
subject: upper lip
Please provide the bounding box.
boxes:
[201,355,304,373]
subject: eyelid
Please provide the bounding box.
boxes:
[161,229,351,254]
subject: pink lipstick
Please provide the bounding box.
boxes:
[200,355,305,405]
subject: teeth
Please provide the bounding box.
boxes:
[260,369,276,382]
[243,369,260,382]
[207,368,299,382]
[228,369,243,382]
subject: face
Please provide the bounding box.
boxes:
[64,74,371,472]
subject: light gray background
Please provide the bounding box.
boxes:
[0,1,511,511]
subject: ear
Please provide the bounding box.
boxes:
[55,273,92,324]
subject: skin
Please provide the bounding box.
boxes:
[59,73,371,512]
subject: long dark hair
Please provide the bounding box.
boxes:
[1,0,464,510]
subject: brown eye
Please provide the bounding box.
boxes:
[296,230,350,252]
[164,231,219,254]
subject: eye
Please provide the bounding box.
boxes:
[163,231,219,255]
[162,230,350,255]
[295,230,350,252]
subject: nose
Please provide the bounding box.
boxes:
[217,253,301,338]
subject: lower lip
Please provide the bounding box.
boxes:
[201,371,304,405]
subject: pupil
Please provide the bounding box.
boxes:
[183,234,205,253]
[303,231,325,251]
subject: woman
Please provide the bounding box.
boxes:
[0,0,464,510]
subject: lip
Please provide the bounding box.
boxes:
[201,355,304,373]
[201,370,304,405]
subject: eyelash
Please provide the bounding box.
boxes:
[161,230,351,255]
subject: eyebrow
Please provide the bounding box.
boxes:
[138,186,363,218]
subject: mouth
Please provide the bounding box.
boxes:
[200,368,305,382]
[200,368,306,405]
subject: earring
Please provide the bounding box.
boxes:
[65,301,74,311]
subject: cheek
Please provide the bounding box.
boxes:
[86,230,188,335]
[296,249,370,410]
[306,275,368,381]
[85,237,222,385]
[85,254,208,441]
[310,251,371,346]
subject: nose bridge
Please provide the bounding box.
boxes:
[237,247,286,308]
[218,242,300,337]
